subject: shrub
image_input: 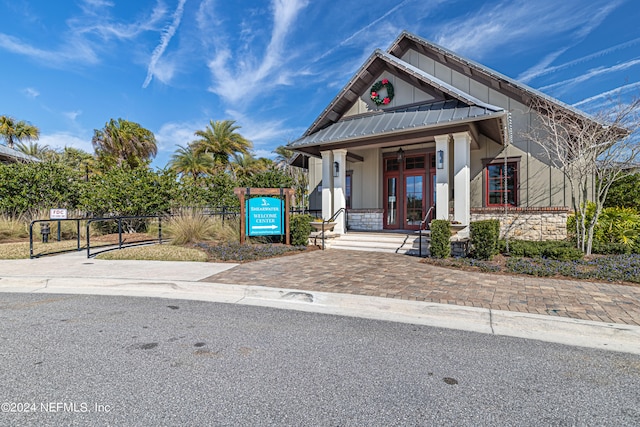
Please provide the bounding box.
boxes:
[430,219,450,259]
[290,214,313,246]
[165,209,237,245]
[0,213,28,241]
[504,240,583,261]
[470,219,500,260]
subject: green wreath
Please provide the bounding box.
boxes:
[370,78,394,106]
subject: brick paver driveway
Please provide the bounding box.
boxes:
[202,249,640,326]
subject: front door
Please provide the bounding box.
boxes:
[384,153,431,230]
[404,174,424,229]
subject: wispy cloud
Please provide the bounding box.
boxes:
[433,0,622,60]
[572,81,640,109]
[539,58,640,93]
[0,33,100,66]
[0,0,167,69]
[519,37,640,83]
[313,0,413,64]
[226,109,299,152]
[22,87,40,98]
[206,0,309,104]
[142,0,187,88]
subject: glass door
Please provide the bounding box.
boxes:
[385,176,398,228]
[404,174,424,229]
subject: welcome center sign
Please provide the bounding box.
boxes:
[246,197,283,236]
[233,187,294,245]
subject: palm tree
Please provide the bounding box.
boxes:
[0,115,40,149]
[92,118,157,169]
[229,153,273,181]
[273,145,295,169]
[15,141,52,160]
[168,144,216,180]
[192,120,252,168]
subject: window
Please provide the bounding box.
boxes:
[486,162,518,206]
[405,155,425,170]
[385,158,399,172]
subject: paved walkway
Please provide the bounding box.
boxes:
[203,249,640,326]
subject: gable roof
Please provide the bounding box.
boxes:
[301,49,504,139]
[289,31,600,154]
[388,31,596,123]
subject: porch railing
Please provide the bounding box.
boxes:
[321,208,347,250]
[418,206,435,258]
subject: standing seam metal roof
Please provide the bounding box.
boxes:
[289,99,503,148]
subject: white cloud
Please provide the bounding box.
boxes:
[22,87,40,98]
[142,0,187,88]
[63,111,82,122]
[572,81,640,109]
[40,132,93,154]
[226,109,298,153]
[154,120,201,153]
[539,58,640,94]
[206,0,310,104]
[519,37,640,83]
[433,0,622,60]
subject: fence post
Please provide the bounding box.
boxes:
[29,221,34,259]
[158,216,162,244]
[76,220,81,251]
[86,221,91,258]
[118,218,123,249]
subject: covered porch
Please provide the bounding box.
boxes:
[291,102,507,237]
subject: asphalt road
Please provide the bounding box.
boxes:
[1,293,639,426]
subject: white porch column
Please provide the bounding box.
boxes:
[452,132,471,226]
[321,151,333,222]
[434,135,450,220]
[332,149,347,234]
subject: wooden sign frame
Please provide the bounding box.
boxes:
[234,187,295,245]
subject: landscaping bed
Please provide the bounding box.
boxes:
[422,253,640,286]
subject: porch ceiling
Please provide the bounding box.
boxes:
[288,99,504,156]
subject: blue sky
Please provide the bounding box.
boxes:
[1,0,639,169]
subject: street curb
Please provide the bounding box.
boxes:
[1,276,639,355]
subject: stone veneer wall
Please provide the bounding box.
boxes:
[347,209,383,231]
[470,207,569,241]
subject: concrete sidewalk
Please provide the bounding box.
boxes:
[1,249,640,355]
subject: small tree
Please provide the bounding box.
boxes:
[525,97,640,255]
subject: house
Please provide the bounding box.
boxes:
[288,31,600,241]
[0,144,40,164]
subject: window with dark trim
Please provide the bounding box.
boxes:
[486,162,518,207]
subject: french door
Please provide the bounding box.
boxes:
[384,153,435,230]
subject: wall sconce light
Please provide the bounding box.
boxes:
[437,150,444,169]
[333,161,339,177]
[397,148,404,161]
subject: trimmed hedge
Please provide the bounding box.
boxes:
[430,220,450,258]
[470,219,500,260]
[503,239,583,261]
[290,214,313,246]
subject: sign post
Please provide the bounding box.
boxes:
[234,188,294,245]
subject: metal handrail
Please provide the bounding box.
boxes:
[321,207,346,250]
[418,206,435,258]
[86,215,163,258]
[29,218,84,259]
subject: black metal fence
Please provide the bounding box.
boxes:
[28,207,322,259]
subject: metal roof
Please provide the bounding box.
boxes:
[289,99,503,149]
[0,144,40,163]
[389,31,599,124]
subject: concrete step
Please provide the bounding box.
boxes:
[328,232,431,256]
